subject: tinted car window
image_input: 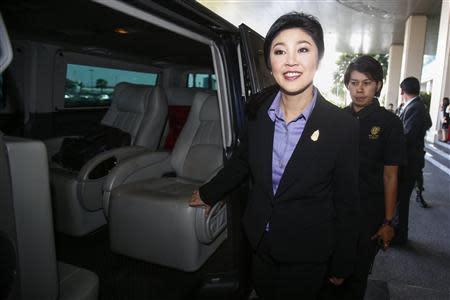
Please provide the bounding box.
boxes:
[187,72,217,90]
[65,64,158,108]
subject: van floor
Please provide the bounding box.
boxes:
[55,226,236,300]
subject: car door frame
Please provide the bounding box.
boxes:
[90,1,270,298]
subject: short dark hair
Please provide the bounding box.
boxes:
[263,12,324,70]
[344,55,384,97]
[442,97,450,110]
[400,77,420,96]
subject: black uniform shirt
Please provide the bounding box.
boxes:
[344,99,404,225]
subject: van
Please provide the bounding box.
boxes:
[0,1,274,299]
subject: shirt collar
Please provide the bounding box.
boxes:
[346,98,380,119]
[402,96,418,112]
[268,87,317,122]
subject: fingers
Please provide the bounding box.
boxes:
[374,235,388,250]
[372,226,394,242]
[190,190,199,201]
[189,190,203,206]
[383,237,393,250]
[329,277,345,286]
[373,226,395,250]
[375,236,391,251]
[189,190,211,216]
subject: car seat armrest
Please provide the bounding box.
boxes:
[77,146,147,181]
[104,151,172,190]
[193,166,226,244]
[102,151,172,218]
[195,199,227,244]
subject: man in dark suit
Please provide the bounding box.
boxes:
[396,77,431,244]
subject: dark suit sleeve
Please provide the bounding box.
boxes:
[330,117,360,278]
[403,103,426,144]
[199,126,250,206]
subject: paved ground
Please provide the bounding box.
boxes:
[366,141,450,300]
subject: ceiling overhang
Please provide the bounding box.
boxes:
[197,0,441,54]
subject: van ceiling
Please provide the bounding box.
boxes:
[0,0,212,66]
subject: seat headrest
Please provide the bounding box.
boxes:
[113,82,154,113]
[199,94,219,121]
[165,88,199,106]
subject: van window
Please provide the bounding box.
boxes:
[65,64,158,108]
[187,73,217,90]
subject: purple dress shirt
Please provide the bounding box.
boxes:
[265,89,317,232]
[268,89,317,194]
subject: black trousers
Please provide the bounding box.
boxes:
[319,229,379,300]
[396,175,417,241]
[252,235,328,300]
[396,153,425,242]
[415,168,425,192]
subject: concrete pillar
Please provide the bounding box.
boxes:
[428,0,450,142]
[385,45,403,108]
[400,15,427,81]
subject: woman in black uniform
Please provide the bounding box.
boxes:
[324,55,404,299]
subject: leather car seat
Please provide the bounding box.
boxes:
[105,92,227,271]
[48,82,168,236]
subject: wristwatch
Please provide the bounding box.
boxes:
[382,218,394,227]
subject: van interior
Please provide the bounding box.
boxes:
[0,0,252,299]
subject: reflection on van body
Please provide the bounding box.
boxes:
[0,0,272,299]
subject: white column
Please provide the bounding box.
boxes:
[385,45,403,108]
[400,15,427,80]
[428,0,450,142]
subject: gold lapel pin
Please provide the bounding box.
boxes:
[311,129,319,142]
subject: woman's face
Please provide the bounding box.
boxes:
[347,70,381,111]
[269,28,319,95]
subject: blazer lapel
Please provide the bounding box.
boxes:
[274,94,326,199]
[401,97,418,121]
[259,111,275,197]
[399,108,406,121]
[250,86,279,198]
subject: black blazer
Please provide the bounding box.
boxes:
[399,97,431,173]
[200,87,360,277]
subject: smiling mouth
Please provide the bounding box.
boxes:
[283,71,302,81]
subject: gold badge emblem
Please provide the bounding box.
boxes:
[369,126,381,140]
[311,129,320,142]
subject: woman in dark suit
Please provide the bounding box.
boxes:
[190,12,360,300]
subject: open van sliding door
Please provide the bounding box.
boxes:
[200,23,275,300]
[196,23,276,300]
